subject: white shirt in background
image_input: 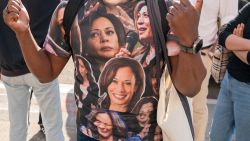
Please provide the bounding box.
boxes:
[198,0,238,47]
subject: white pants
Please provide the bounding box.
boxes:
[193,48,212,141]
[1,73,64,141]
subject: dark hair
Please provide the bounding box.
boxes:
[87,109,128,139]
[75,55,97,85]
[48,1,68,47]
[131,96,158,114]
[75,55,99,103]
[131,96,158,141]
[98,57,145,112]
[80,12,126,56]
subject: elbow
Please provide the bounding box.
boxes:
[178,85,201,98]
[188,65,207,97]
[39,78,56,83]
[34,73,57,84]
[177,67,207,98]
[189,66,207,97]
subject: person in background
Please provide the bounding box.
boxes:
[210,2,250,141]
[0,0,64,141]
[3,0,206,140]
[193,0,238,140]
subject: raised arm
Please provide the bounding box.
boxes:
[3,0,69,83]
[166,0,206,97]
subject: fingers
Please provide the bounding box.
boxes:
[234,23,245,37]
[173,2,185,12]
[116,6,127,17]
[85,2,100,17]
[116,48,131,58]
[3,0,20,23]
[80,126,88,135]
[238,23,244,36]
[4,10,19,22]
[169,6,179,16]
[233,28,237,35]
[194,0,203,14]
[236,24,241,35]
[180,0,192,7]
[166,13,173,27]
[87,129,93,137]
[6,0,22,14]
[92,2,100,12]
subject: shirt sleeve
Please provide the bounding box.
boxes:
[43,1,71,58]
[219,3,250,47]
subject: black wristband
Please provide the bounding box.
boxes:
[247,51,250,64]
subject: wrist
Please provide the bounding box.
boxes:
[16,28,31,39]
[179,34,198,47]
[179,38,203,54]
[15,23,31,36]
[179,38,195,47]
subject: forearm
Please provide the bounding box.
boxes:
[225,35,250,51]
[16,29,56,82]
[233,50,250,65]
[171,52,206,97]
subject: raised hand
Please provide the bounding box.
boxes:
[116,48,131,58]
[233,23,245,37]
[138,124,151,139]
[194,0,203,13]
[80,126,93,138]
[114,6,135,31]
[3,0,30,34]
[85,2,100,17]
[166,0,203,47]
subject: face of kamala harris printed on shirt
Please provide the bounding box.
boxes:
[43,1,163,140]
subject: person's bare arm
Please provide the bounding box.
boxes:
[219,3,250,51]
[231,23,250,65]
[166,0,206,97]
[225,35,250,51]
[3,0,69,83]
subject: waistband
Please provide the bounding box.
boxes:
[1,67,30,77]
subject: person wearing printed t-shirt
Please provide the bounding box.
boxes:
[210,3,250,141]
[0,0,64,141]
[3,0,206,140]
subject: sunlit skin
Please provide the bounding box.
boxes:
[87,17,120,60]
[56,7,65,39]
[108,67,137,112]
[137,6,153,44]
[137,103,153,127]
[94,113,113,141]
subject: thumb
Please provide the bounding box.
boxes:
[194,0,203,14]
